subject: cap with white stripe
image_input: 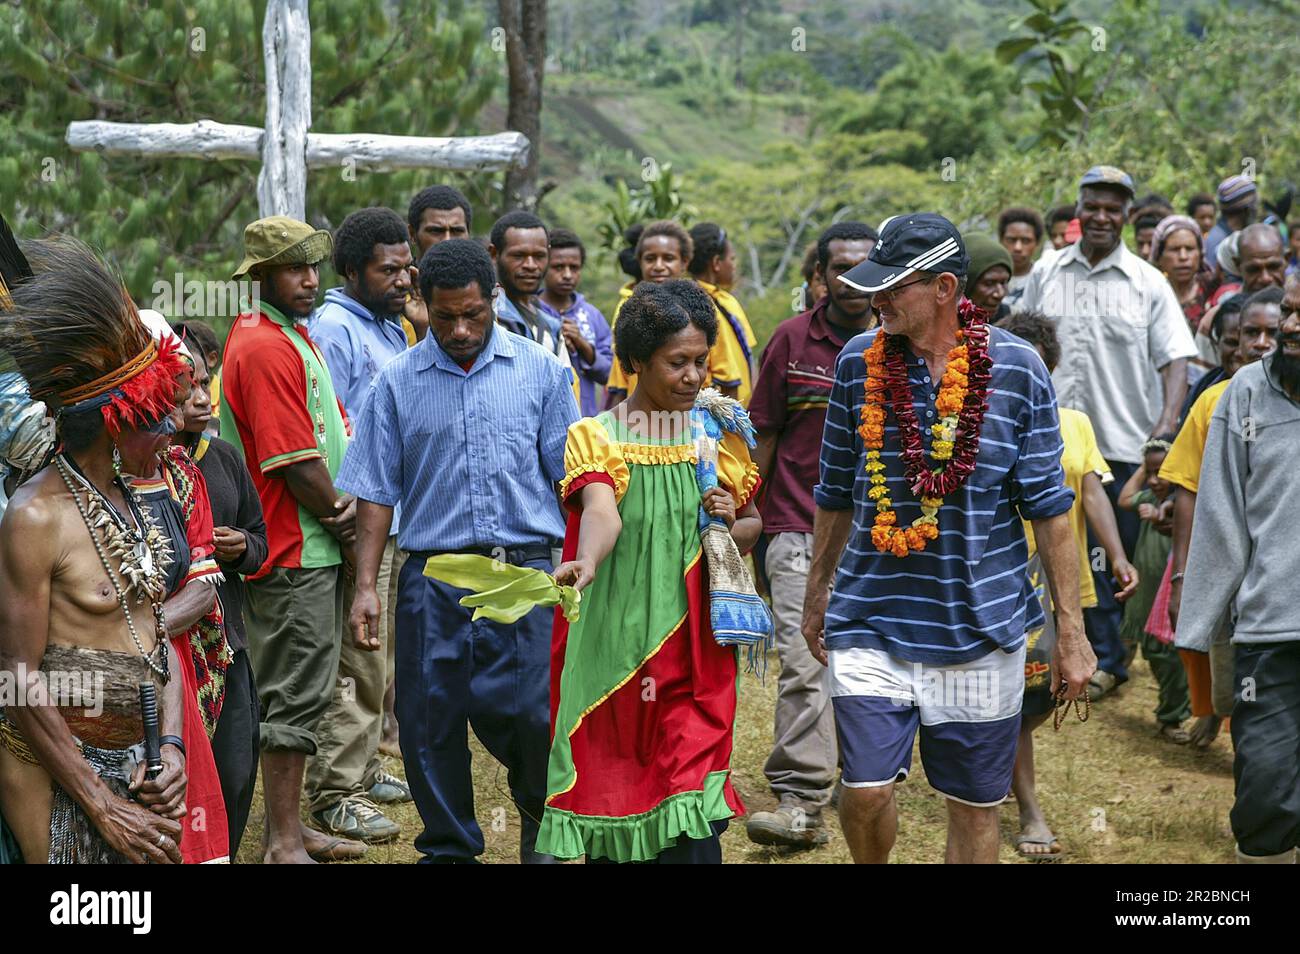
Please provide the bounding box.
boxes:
[839,212,969,294]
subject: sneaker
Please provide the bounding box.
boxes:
[368,770,413,804]
[745,797,829,849]
[312,796,401,844]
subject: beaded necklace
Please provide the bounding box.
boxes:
[55,454,171,681]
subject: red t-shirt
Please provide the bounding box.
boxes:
[221,304,350,578]
[747,299,852,535]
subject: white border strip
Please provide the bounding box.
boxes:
[839,237,960,293]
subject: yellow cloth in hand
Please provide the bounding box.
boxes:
[423,553,580,624]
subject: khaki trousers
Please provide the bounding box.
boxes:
[762,532,837,810]
[306,538,399,811]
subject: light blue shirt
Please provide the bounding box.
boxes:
[309,287,410,421]
[336,324,578,552]
[310,287,411,535]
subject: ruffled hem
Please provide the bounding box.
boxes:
[559,461,628,502]
[616,441,696,467]
[537,770,736,862]
[734,463,761,509]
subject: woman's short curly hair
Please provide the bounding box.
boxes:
[615,279,717,375]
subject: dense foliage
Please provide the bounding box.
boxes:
[4,0,1297,346]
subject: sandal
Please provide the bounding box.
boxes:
[306,834,368,862]
[1015,833,1064,862]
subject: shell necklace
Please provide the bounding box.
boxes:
[55,454,171,681]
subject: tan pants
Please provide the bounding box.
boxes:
[306,538,399,811]
[762,532,837,810]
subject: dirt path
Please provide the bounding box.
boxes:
[236,655,1236,863]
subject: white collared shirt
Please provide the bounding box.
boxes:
[1016,240,1196,464]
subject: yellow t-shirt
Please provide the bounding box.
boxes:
[605,280,758,405]
[210,368,222,420]
[1025,407,1111,609]
[602,283,638,402]
[697,280,757,406]
[1159,379,1231,494]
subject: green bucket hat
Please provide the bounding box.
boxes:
[961,231,1013,292]
[233,215,333,279]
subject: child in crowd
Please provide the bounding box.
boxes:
[998,311,1137,860]
[1118,436,1191,742]
[174,319,224,439]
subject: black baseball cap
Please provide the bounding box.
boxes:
[839,212,969,294]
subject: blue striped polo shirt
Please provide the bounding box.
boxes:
[814,325,1074,664]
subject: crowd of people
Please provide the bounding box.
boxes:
[0,163,1297,865]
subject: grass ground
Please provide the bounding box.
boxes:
[235,653,1236,864]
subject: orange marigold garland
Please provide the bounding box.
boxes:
[857,299,992,557]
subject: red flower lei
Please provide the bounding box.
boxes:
[886,300,993,499]
[859,299,993,556]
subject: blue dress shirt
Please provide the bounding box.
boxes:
[336,323,578,552]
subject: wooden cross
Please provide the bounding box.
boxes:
[65,0,528,220]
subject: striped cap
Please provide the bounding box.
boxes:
[1216,174,1258,208]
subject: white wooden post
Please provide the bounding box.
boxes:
[258,0,312,219]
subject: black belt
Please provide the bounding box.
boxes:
[409,544,558,566]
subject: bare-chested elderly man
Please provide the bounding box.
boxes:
[0,240,193,863]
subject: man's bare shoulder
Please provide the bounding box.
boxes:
[1,466,73,546]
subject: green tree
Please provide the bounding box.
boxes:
[0,0,497,311]
[595,161,698,255]
[816,44,1023,170]
[957,2,1300,226]
[995,0,1124,147]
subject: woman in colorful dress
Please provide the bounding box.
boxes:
[540,279,762,864]
[121,316,232,863]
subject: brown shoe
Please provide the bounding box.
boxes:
[745,798,829,849]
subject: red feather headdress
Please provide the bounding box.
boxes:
[0,238,190,436]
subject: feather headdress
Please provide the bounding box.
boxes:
[0,236,188,437]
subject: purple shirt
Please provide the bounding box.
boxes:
[538,291,613,417]
[748,298,849,534]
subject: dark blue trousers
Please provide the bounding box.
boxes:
[1083,459,1141,682]
[395,555,553,863]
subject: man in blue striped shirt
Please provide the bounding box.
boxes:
[802,213,1095,864]
[337,239,578,863]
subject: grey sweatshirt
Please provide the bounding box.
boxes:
[1177,358,1300,652]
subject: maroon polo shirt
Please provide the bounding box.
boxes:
[748,298,853,534]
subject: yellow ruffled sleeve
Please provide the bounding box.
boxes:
[558,417,630,504]
[717,429,761,509]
